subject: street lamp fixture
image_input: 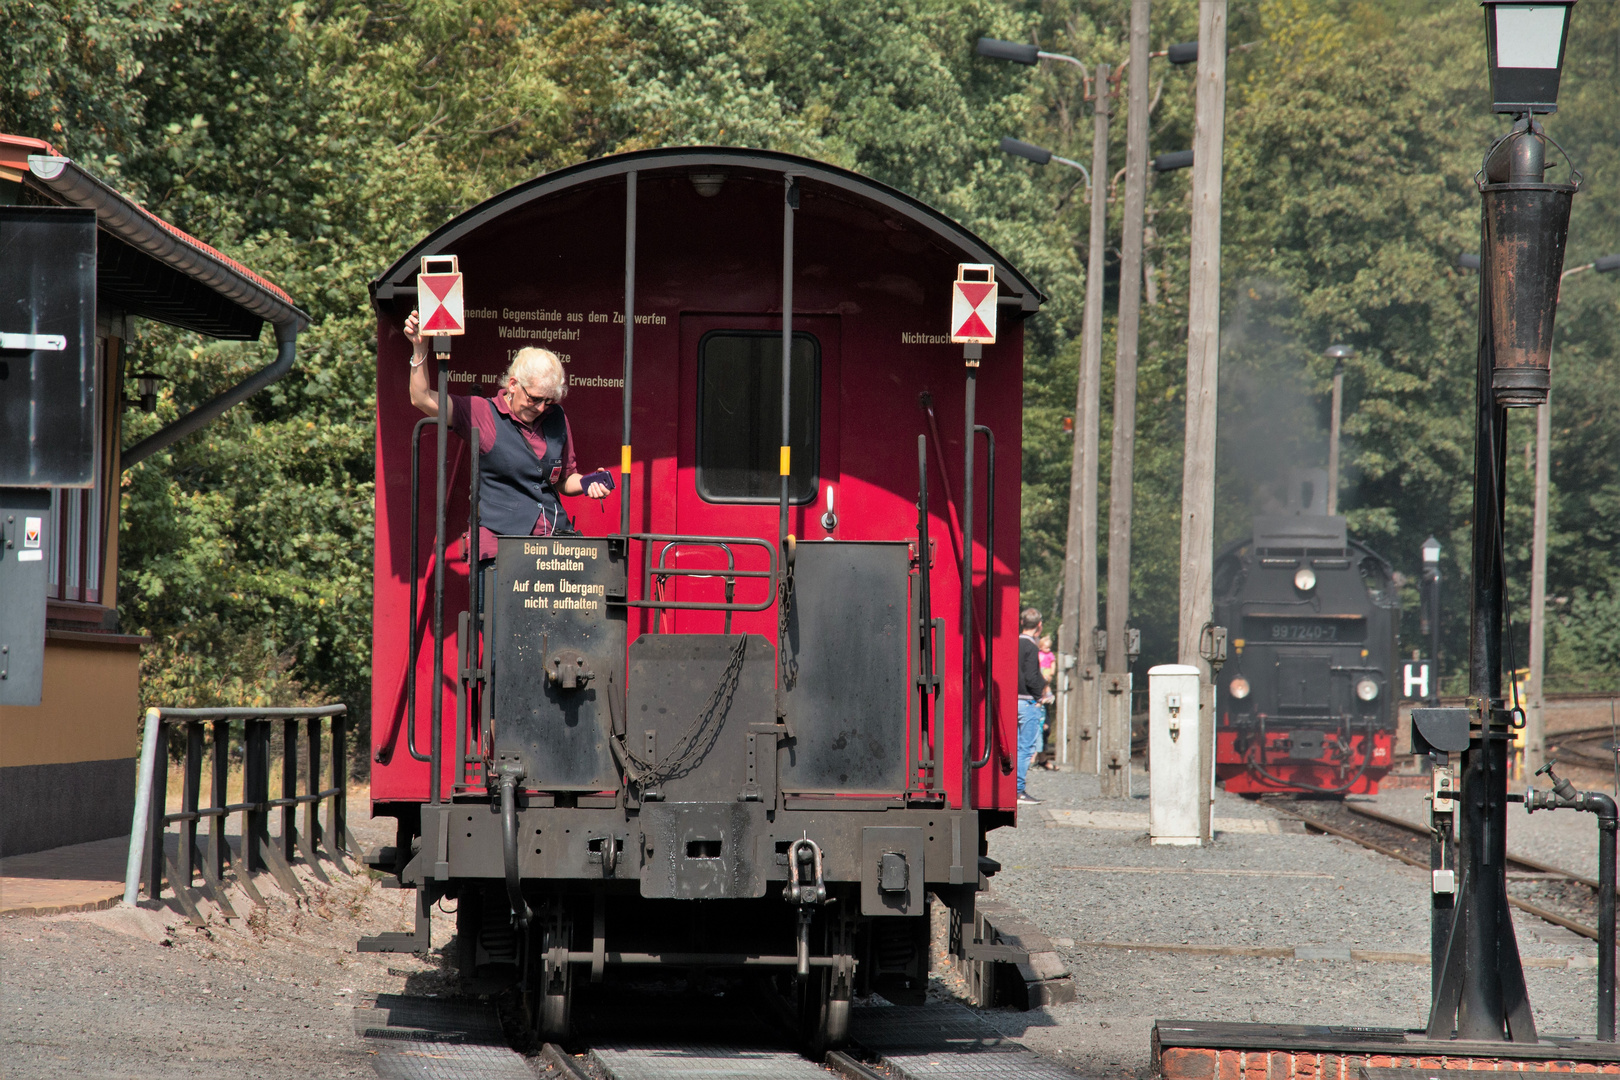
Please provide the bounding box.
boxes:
[1423,536,1442,566]
[126,372,165,414]
[1482,0,1577,114]
[975,37,1086,71]
[1151,150,1194,173]
[999,137,1091,188]
[1166,41,1198,65]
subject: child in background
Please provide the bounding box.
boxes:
[1038,635,1057,767]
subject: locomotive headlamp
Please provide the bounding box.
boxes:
[1356,677,1381,702]
[1294,566,1317,592]
[1228,676,1251,700]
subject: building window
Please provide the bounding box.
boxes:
[696,330,819,504]
[48,486,102,604]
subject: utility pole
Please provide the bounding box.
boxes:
[1324,345,1352,516]
[1526,253,1618,774]
[1176,0,1226,678]
[1057,63,1110,776]
[1101,0,1149,799]
[978,36,1109,776]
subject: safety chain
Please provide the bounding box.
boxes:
[777,558,798,686]
[621,634,749,786]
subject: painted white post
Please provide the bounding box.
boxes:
[123,708,162,906]
[1148,665,1207,846]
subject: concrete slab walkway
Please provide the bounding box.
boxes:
[0,836,127,916]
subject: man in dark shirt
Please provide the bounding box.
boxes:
[1016,608,1045,804]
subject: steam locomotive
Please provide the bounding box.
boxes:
[362,148,1033,1047]
[1213,474,1401,795]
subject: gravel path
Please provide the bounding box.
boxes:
[0,805,458,1080]
[969,767,1607,1078]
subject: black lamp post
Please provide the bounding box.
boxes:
[1423,0,1581,1044]
[1422,535,1443,707]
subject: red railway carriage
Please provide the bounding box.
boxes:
[364,148,1041,1044]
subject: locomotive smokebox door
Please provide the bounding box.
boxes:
[492,536,626,789]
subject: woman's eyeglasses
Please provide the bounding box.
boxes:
[512,383,554,408]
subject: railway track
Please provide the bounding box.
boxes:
[359,981,1081,1080]
[1548,722,1620,773]
[535,1039,893,1079]
[1260,795,1603,941]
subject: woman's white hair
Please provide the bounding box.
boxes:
[505,347,567,402]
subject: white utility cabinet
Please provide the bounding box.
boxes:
[1148,664,1208,846]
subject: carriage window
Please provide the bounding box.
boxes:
[697,331,819,503]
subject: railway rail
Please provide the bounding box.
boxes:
[1548,722,1620,774]
[1261,795,1603,941]
[360,984,1077,1080]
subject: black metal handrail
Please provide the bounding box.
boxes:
[621,533,778,613]
[124,705,351,924]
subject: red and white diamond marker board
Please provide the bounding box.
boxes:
[418,255,466,335]
[950,263,997,345]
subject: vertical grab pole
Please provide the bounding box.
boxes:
[973,425,995,769]
[960,348,979,808]
[465,416,481,789]
[621,172,636,538]
[431,355,448,806]
[916,436,934,787]
[779,176,798,555]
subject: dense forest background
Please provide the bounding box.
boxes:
[5,0,1619,740]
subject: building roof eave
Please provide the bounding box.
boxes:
[24,154,309,334]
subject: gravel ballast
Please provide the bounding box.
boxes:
[970,767,1607,1077]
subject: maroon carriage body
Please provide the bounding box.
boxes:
[369,150,1036,817]
[363,151,1044,1035]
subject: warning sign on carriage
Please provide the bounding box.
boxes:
[950,263,997,345]
[418,255,466,336]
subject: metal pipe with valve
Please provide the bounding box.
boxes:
[1525,761,1616,1041]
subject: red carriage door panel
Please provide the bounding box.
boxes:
[671,315,841,637]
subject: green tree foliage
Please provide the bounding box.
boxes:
[3,0,1617,727]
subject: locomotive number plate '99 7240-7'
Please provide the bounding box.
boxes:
[1243,615,1366,643]
[492,535,626,791]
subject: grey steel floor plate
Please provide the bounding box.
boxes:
[372,1041,538,1080]
[357,993,533,1080]
[592,1044,832,1079]
[852,1003,1082,1079]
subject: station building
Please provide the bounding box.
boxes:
[0,134,307,856]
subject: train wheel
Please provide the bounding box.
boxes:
[796,967,850,1056]
[797,968,831,1057]
[531,914,573,1040]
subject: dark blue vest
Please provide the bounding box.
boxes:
[478,399,572,537]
